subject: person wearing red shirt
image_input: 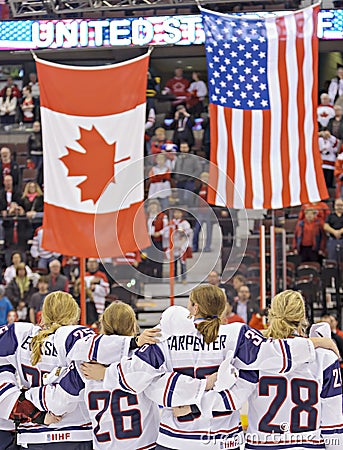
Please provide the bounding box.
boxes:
[0,76,22,99]
[293,207,326,262]
[163,67,190,112]
[298,201,330,224]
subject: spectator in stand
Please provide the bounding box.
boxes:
[324,197,343,260]
[73,278,98,326]
[5,263,35,309]
[0,174,22,214]
[298,201,331,223]
[146,200,168,279]
[30,226,60,269]
[47,259,68,293]
[232,274,246,296]
[163,208,193,284]
[21,181,43,219]
[163,67,190,112]
[317,93,335,130]
[85,258,110,315]
[173,141,202,206]
[327,104,343,142]
[16,299,28,321]
[0,147,20,188]
[335,151,343,198]
[27,121,43,185]
[28,72,40,105]
[4,251,32,285]
[7,309,18,324]
[192,171,212,253]
[206,270,231,300]
[319,129,338,188]
[1,199,29,265]
[172,105,194,149]
[144,102,156,156]
[28,275,48,324]
[151,127,170,155]
[293,207,326,263]
[0,285,13,325]
[320,314,343,363]
[222,301,245,325]
[20,85,35,124]
[0,76,21,99]
[232,284,260,324]
[328,63,343,105]
[0,87,17,128]
[186,71,207,117]
[148,153,171,210]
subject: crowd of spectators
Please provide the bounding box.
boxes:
[0,63,342,330]
[318,64,343,191]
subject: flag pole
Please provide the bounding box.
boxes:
[259,224,266,312]
[169,212,175,307]
[80,257,86,325]
[270,210,277,299]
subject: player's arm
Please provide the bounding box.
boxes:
[320,356,343,450]
[25,361,84,416]
[232,324,336,373]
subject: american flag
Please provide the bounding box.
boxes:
[202,5,328,209]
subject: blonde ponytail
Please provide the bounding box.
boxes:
[190,285,226,344]
[264,290,308,340]
[31,291,80,365]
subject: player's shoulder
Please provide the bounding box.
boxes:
[0,322,37,356]
[219,321,246,337]
[54,325,95,355]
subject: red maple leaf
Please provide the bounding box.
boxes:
[60,126,129,204]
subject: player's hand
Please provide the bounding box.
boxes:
[137,328,161,346]
[172,405,192,417]
[44,412,62,425]
[310,337,340,358]
[81,361,106,381]
[205,372,218,390]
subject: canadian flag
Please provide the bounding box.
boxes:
[36,54,151,258]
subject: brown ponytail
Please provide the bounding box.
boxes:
[190,285,226,344]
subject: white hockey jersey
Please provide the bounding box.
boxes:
[117,321,316,450]
[26,333,160,450]
[0,322,95,445]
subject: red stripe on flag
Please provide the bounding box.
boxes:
[277,17,291,208]
[295,12,309,204]
[208,104,219,205]
[242,110,253,208]
[310,6,329,201]
[225,107,235,207]
[262,110,272,208]
[42,201,150,258]
[36,55,149,117]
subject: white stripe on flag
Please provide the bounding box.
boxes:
[303,7,320,203]
[285,13,301,206]
[42,105,145,213]
[216,106,228,207]
[266,19,283,209]
[232,109,245,209]
[251,110,264,209]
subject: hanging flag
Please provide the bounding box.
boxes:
[202,4,328,209]
[36,54,151,257]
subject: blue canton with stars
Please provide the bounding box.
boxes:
[202,11,270,111]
